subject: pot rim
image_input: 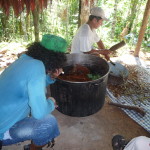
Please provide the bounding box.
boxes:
[57,70,110,84]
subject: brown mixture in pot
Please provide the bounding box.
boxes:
[58,64,91,82]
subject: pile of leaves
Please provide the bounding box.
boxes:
[108,65,150,104]
[0,49,18,73]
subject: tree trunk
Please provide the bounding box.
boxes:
[134,0,150,57]
[32,0,40,42]
[80,0,90,25]
[19,15,25,35]
[128,0,139,33]
[25,14,30,41]
[1,14,9,41]
[90,0,95,8]
[111,0,119,38]
[78,0,81,27]
[120,0,139,40]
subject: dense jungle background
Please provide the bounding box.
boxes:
[0,0,149,52]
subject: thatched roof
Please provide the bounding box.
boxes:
[0,0,48,16]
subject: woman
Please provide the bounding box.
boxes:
[0,34,67,150]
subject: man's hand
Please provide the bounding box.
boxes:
[98,49,111,61]
[91,52,100,57]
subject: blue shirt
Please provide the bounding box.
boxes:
[0,54,55,140]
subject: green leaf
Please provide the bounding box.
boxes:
[87,74,101,80]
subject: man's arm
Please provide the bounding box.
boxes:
[84,49,110,60]
[84,39,111,60]
[97,40,111,60]
[97,39,105,49]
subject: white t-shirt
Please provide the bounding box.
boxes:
[71,24,100,53]
[124,136,150,150]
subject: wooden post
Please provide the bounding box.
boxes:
[134,0,150,57]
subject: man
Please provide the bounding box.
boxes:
[0,34,67,150]
[112,135,150,150]
[71,7,111,60]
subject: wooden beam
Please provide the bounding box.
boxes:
[134,0,150,57]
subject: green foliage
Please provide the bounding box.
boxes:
[0,0,149,52]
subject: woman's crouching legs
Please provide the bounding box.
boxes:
[2,114,60,146]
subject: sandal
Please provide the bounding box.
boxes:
[23,144,42,150]
[24,139,55,150]
[0,141,2,150]
[47,139,55,149]
[112,135,128,150]
[24,144,31,150]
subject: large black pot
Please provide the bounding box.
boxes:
[50,53,109,117]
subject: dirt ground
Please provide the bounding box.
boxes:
[0,44,150,150]
[2,96,150,150]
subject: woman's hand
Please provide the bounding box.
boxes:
[48,97,58,108]
[48,68,63,79]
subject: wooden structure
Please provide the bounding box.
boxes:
[0,0,48,16]
[0,0,48,41]
[0,0,149,54]
[134,0,150,56]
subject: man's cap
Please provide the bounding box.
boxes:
[40,34,67,53]
[90,7,108,21]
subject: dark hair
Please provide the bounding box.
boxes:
[26,42,67,72]
[89,15,102,21]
